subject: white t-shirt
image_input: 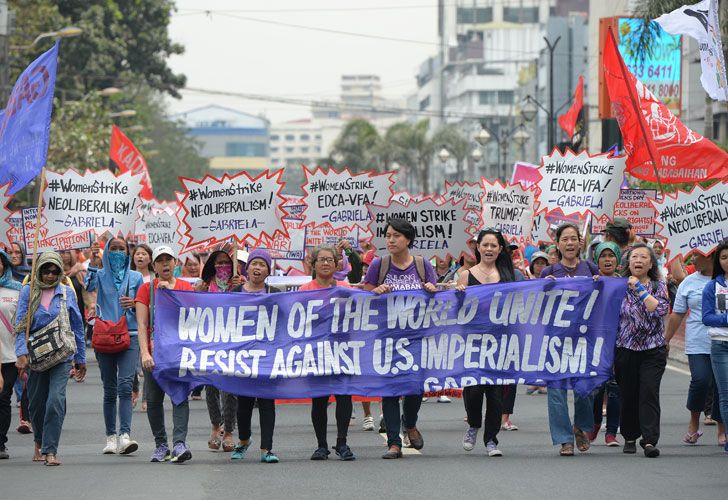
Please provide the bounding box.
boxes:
[0,286,20,363]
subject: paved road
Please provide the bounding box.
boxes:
[2,361,725,500]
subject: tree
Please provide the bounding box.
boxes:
[430,124,470,182]
[330,119,382,173]
[385,119,434,193]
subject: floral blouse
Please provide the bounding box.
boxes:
[617,280,670,351]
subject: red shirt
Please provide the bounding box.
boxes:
[298,279,351,291]
[135,278,194,341]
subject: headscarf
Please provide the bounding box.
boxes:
[201,251,234,292]
[10,243,31,282]
[0,250,22,291]
[594,241,622,266]
[15,252,64,334]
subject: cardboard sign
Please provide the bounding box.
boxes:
[265,275,313,291]
[257,218,307,260]
[0,184,13,248]
[43,169,143,238]
[538,149,626,219]
[305,225,359,249]
[652,181,728,259]
[591,189,657,237]
[366,198,473,259]
[511,161,541,190]
[7,211,24,245]
[301,167,394,230]
[481,180,536,244]
[179,170,287,251]
[144,211,182,257]
[444,181,484,212]
[281,193,306,220]
[22,207,93,253]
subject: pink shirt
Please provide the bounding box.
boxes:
[40,288,55,310]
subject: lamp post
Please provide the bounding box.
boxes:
[472,123,530,182]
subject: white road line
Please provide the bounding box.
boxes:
[666,363,691,376]
[379,432,422,455]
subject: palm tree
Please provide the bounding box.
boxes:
[329,118,381,173]
[385,119,434,193]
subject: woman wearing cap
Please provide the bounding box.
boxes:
[14,252,86,466]
[545,244,559,266]
[667,249,724,446]
[299,246,356,461]
[0,249,21,459]
[231,249,280,464]
[540,223,599,456]
[527,251,549,280]
[615,243,670,458]
[196,250,243,453]
[457,228,523,457]
[135,246,195,463]
[587,242,623,447]
[86,237,144,456]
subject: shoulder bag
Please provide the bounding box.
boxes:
[27,286,76,372]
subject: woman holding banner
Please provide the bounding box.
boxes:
[540,223,599,456]
[196,250,242,453]
[457,228,523,457]
[85,238,143,456]
[362,218,438,459]
[615,243,670,458]
[299,246,356,461]
[0,250,21,459]
[14,252,86,466]
[702,240,728,453]
[231,249,280,464]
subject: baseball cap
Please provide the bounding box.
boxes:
[604,217,632,232]
[152,246,176,262]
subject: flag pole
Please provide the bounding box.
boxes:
[608,27,665,196]
[24,168,47,349]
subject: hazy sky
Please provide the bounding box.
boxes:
[167,0,439,123]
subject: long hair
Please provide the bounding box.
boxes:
[131,244,154,273]
[475,228,516,282]
[711,241,728,279]
[622,242,661,282]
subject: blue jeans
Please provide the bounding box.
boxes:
[547,388,594,445]
[27,360,71,455]
[96,335,139,436]
[710,341,728,430]
[382,394,422,448]
[687,353,721,421]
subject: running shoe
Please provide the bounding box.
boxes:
[170,442,192,463]
[310,447,330,460]
[150,443,171,462]
[260,451,279,463]
[605,434,620,447]
[438,395,451,403]
[486,440,502,457]
[501,420,519,431]
[362,416,375,431]
[231,442,250,460]
[334,444,355,461]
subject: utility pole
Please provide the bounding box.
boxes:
[544,36,561,150]
[0,0,9,105]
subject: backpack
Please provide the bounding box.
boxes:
[376,255,427,286]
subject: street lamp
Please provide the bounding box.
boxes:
[474,127,491,147]
[437,146,451,164]
[470,147,483,163]
[520,98,538,123]
[10,26,83,50]
[513,128,531,147]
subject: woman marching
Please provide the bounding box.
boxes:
[85,238,144,455]
[14,252,86,466]
[457,228,522,457]
[615,243,670,457]
[196,249,242,453]
[299,246,356,461]
[0,250,22,459]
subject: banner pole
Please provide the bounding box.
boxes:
[24,167,47,349]
[233,239,239,277]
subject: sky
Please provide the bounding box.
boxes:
[167,0,439,124]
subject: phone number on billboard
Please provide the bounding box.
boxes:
[644,82,681,98]
[626,64,675,80]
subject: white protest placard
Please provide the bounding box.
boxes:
[591,189,657,237]
[266,275,312,291]
[301,167,393,230]
[366,198,473,260]
[144,211,182,257]
[481,180,536,244]
[652,181,728,259]
[43,169,143,238]
[538,148,626,219]
[531,212,552,244]
[7,211,24,244]
[133,198,177,243]
[22,207,93,253]
[444,181,484,212]
[305,225,360,249]
[274,259,307,274]
[179,170,287,251]
[0,184,13,248]
[281,193,306,220]
[257,218,307,260]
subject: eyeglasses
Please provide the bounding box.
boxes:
[316,257,336,264]
[41,267,61,276]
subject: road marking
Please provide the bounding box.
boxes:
[379,432,421,455]
[666,363,691,376]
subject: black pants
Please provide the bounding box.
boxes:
[501,384,517,414]
[311,395,352,449]
[463,385,502,444]
[237,397,275,451]
[382,394,422,448]
[615,346,667,446]
[1,363,19,449]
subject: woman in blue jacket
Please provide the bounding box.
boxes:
[702,240,728,453]
[86,237,143,456]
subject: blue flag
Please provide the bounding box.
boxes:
[152,277,628,405]
[0,42,59,194]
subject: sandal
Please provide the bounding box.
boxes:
[222,433,235,452]
[682,430,703,444]
[44,454,62,466]
[560,443,574,456]
[33,443,45,462]
[574,426,590,452]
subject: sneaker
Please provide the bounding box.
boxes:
[421,397,430,402]
[462,427,478,451]
[231,442,250,460]
[586,423,600,442]
[150,443,171,462]
[334,444,355,461]
[362,416,375,431]
[644,444,660,458]
[170,442,192,463]
[486,440,503,457]
[438,395,451,403]
[378,414,386,434]
[623,441,637,454]
[605,434,621,447]
[103,435,118,455]
[260,451,279,463]
[501,420,519,431]
[0,447,8,459]
[310,447,330,460]
[16,420,32,434]
[117,433,138,455]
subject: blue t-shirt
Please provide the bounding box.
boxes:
[674,272,711,354]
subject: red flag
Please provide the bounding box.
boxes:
[603,27,728,184]
[558,75,584,147]
[109,125,154,200]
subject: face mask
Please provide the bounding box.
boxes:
[215,264,233,281]
[108,251,127,272]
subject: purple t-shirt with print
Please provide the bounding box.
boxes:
[363,256,437,291]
